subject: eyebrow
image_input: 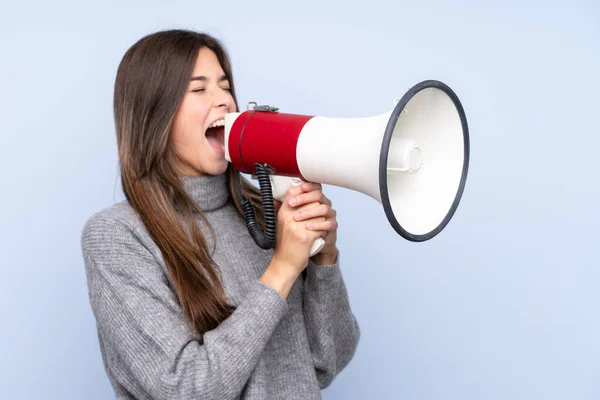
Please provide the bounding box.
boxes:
[190,74,229,82]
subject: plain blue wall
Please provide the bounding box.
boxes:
[1,1,599,399]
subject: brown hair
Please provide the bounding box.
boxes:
[113,29,266,334]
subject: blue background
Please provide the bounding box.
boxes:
[1,1,599,399]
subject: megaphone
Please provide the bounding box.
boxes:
[224,80,469,255]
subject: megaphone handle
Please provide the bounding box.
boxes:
[288,179,326,257]
[309,237,326,257]
[271,176,326,257]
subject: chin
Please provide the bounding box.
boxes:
[206,159,229,175]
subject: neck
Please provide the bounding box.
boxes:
[180,171,230,212]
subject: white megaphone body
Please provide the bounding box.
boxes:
[223,80,469,256]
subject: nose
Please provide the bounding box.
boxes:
[214,86,233,110]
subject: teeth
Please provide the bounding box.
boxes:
[208,119,225,129]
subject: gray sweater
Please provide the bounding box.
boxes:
[80,172,360,399]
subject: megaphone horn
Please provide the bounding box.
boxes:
[224,79,469,252]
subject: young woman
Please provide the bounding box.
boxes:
[81,29,360,399]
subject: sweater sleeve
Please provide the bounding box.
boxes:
[302,251,361,388]
[81,215,288,400]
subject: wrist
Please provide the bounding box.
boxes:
[260,254,301,299]
[310,249,338,266]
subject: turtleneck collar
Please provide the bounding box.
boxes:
[180,172,230,212]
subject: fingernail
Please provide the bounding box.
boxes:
[306,223,312,229]
[289,198,297,206]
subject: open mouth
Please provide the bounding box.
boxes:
[206,119,225,155]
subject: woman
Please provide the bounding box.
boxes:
[81,29,360,399]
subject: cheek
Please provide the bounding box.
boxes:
[188,99,211,127]
[172,99,210,148]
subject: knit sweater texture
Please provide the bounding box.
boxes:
[80,172,360,399]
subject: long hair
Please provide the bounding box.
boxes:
[113,29,266,335]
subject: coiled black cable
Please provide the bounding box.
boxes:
[241,163,277,249]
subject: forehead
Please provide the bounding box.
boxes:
[192,47,225,77]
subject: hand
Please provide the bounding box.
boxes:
[286,182,338,265]
[270,185,329,277]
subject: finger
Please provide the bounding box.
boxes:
[309,230,328,240]
[285,182,326,201]
[289,189,325,207]
[293,204,329,221]
[301,182,322,192]
[302,216,326,227]
[295,201,321,213]
[280,186,305,211]
[306,218,338,232]
[307,224,328,240]
[308,229,328,241]
[285,185,305,199]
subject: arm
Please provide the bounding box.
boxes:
[81,215,288,400]
[302,251,361,388]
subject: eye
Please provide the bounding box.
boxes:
[191,88,205,93]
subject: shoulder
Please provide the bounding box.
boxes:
[80,200,170,287]
[81,202,176,309]
[82,200,139,236]
[81,200,149,259]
